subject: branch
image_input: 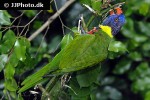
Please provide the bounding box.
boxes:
[28,0,75,41]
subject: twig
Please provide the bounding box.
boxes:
[28,0,75,41]
[19,10,43,36]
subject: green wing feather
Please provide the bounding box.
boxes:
[59,31,111,73]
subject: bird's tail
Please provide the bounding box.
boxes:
[18,51,62,93]
[18,63,57,93]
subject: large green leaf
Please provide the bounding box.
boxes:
[14,37,30,61]
[108,41,127,53]
[76,65,100,87]
[0,30,16,53]
[0,10,11,25]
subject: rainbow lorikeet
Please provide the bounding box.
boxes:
[18,7,125,93]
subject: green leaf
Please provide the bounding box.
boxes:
[101,76,115,85]
[128,62,150,81]
[15,54,36,74]
[33,20,43,29]
[0,54,8,72]
[0,10,11,25]
[80,0,91,6]
[61,34,73,50]
[0,30,16,53]
[97,86,122,100]
[4,62,15,79]
[139,3,149,16]
[138,22,150,36]
[72,27,80,36]
[69,79,91,97]
[9,52,19,67]
[104,86,122,100]
[145,91,150,100]
[76,65,100,87]
[14,41,26,61]
[14,37,30,61]
[132,77,150,93]
[142,42,150,51]
[23,10,37,18]
[128,52,142,61]
[108,40,127,53]
[113,58,132,75]
[134,35,148,43]
[4,78,18,91]
[91,0,101,13]
[127,40,140,50]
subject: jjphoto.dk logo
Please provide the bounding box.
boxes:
[4,2,44,8]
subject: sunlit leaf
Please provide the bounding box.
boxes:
[108,40,127,53]
[14,39,26,61]
[0,10,11,25]
[139,3,149,16]
[0,54,8,72]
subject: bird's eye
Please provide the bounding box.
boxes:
[115,18,118,22]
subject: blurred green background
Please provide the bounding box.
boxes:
[0,0,150,100]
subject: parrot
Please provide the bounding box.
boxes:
[18,7,125,93]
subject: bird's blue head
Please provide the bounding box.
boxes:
[102,7,126,35]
